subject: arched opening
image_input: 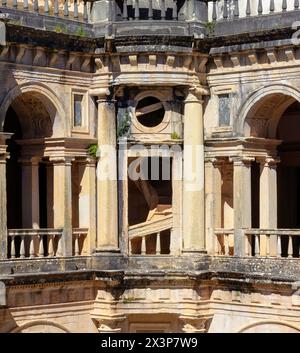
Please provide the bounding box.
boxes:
[3,92,55,231]
[243,92,300,257]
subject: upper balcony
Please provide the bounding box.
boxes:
[0,0,300,40]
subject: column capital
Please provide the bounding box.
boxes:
[179,316,212,333]
[230,156,255,166]
[49,156,75,166]
[257,156,280,167]
[89,87,112,102]
[205,156,225,167]
[95,317,126,333]
[185,86,209,104]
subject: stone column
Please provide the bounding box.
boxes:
[205,157,223,255]
[171,148,183,255]
[259,157,279,256]
[0,133,11,259]
[50,156,73,257]
[96,91,119,252]
[183,87,206,253]
[21,156,40,229]
[78,158,97,255]
[232,156,254,256]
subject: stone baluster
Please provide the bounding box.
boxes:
[74,0,79,19]
[23,0,28,10]
[148,0,153,19]
[255,235,260,257]
[13,0,17,8]
[212,1,217,21]
[223,0,228,19]
[44,0,49,14]
[134,0,140,20]
[161,0,166,19]
[48,234,54,257]
[258,0,263,15]
[10,236,16,259]
[234,0,239,18]
[156,232,161,255]
[123,0,128,20]
[38,234,44,257]
[20,235,25,258]
[141,237,146,255]
[288,235,293,258]
[29,236,35,258]
[270,0,275,13]
[64,0,69,17]
[54,0,59,16]
[1,0,7,7]
[295,0,300,10]
[74,234,80,256]
[277,235,281,257]
[83,1,88,21]
[246,0,251,16]
[34,0,39,12]
[282,0,287,12]
[172,0,177,19]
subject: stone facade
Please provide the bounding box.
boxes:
[0,0,300,333]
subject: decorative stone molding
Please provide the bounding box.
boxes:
[94,317,126,333]
[179,316,212,333]
[0,44,93,73]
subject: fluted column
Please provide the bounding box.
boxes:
[50,156,73,256]
[0,133,10,259]
[232,156,254,256]
[20,156,40,229]
[96,90,119,252]
[259,157,279,256]
[183,87,205,253]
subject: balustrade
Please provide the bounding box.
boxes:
[208,0,300,22]
[215,228,300,258]
[8,229,63,259]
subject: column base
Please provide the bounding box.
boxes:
[182,249,207,255]
[94,247,120,254]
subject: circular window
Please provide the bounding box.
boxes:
[135,96,165,128]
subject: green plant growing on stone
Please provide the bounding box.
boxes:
[123,297,136,303]
[75,26,86,37]
[203,21,215,36]
[55,24,68,34]
[117,110,131,138]
[87,144,99,157]
[171,131,181,140]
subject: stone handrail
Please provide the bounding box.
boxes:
[8,228,63,258]
[128,214,173,255]
[215,228,300,258]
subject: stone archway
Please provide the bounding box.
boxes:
[10,320,70,333]
[237,84,300,138]
[237,320,300,333]
[0,82,68,137]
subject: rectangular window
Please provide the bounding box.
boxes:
[73,94,83,127]
[218,94,230,126]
